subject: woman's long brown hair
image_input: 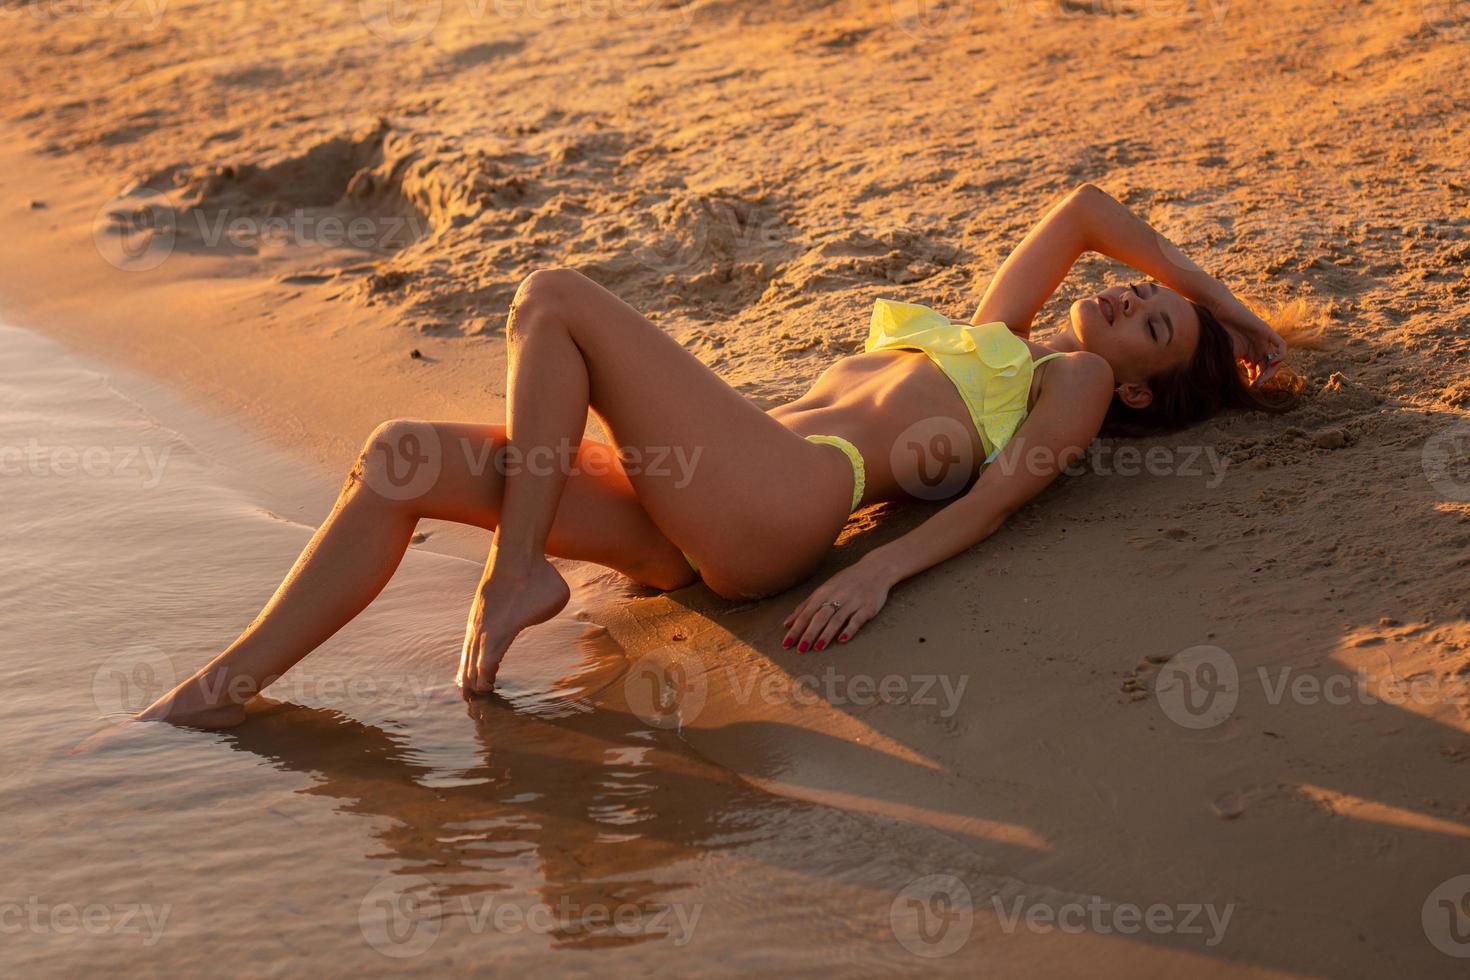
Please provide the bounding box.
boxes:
[1102,303,1296,436]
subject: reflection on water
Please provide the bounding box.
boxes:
[0,324,978,975]
[226,683,767,953]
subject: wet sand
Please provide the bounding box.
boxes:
[4,0,1470,974]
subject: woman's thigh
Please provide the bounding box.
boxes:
[517,270,852,595]
[385,420,693,589]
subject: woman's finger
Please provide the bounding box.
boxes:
[785,586,827,629]
[792,603,834,651]
[837,608,873,643]
[812,606,857,651]
[782,606,812,648]
[796,603,841,651]
[783,593,826,646]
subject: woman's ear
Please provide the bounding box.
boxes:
[1116,381,1153,409]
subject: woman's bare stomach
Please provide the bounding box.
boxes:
[767,350,988,506]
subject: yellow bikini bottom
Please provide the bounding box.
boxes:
[804,434,866,512]
[682,434,865,574]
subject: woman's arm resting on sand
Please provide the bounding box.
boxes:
[975,183,1286,383]
[782,354,1114,650]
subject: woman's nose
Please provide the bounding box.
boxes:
[1120,293,1134,316]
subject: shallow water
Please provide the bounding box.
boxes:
[0,323,1003,975]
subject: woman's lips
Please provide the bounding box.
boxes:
[1097,294,1115,324]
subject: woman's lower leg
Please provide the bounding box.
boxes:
[457,273,606,691]
[140,431,423,724]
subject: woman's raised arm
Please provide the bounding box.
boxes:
[975,184,1286,383]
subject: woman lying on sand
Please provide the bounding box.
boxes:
[141,183,1289,727]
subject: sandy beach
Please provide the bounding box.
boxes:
[4,0,1470,974]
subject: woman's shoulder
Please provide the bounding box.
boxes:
[1037,349,1114,402]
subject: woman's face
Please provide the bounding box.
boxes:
[1069,281,1200,385]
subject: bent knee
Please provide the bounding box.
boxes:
[359,418,425,457]
[509,267,586,335]
[348,418,442,504]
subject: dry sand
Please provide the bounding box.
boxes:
[4,0,1470,974]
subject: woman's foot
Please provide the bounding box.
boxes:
[459,553,571,693]
[137,680,249,730]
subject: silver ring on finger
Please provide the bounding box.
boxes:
[822,600,842,610]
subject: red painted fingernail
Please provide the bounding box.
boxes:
[838,634,848,642]
[798,641,809,652]
[782,638,793,648]
[815,640,826,650]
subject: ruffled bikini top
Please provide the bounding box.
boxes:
[865,299,1065,462]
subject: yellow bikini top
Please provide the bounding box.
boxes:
[865,298,1066,462]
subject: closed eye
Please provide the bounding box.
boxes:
[1140,282,1174,344]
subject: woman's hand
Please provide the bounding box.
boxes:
[1209,292,1287,388]
[782,558,895,651]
